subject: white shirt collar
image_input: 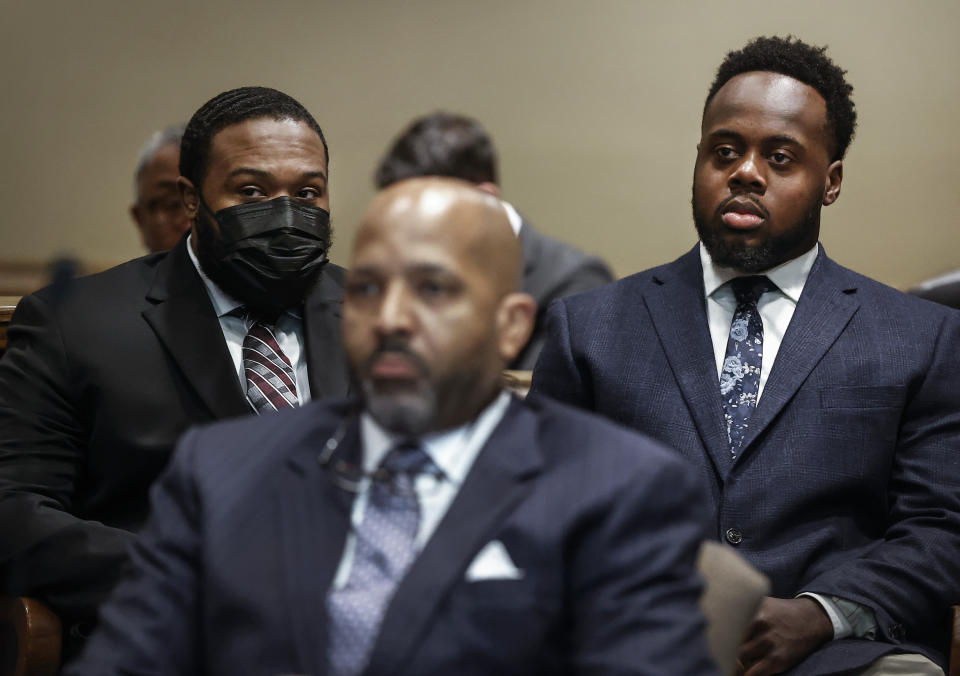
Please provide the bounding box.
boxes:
[699,241,819,303]
[186,232,244,318]
[500,201,523,237]
[360,390,512,485]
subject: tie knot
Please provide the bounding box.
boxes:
[230,306,283,326]
[381,442,433,476]
[730,275,776,307]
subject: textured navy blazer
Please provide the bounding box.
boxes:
[67,395,719,676]
[531,245,960,674]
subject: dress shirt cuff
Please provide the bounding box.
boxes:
[799,592,850,639]
[797,592,877,640]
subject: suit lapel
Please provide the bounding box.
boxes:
[278,405,358,675]
[141,240,249,419]
[735,252,860,460]
[643,248,732,475]
[364,397,543,675]
[303,266,351,399]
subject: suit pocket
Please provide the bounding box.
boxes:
[457,579,542,605]
[819,385,905,409]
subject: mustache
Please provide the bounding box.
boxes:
[364,337,430,376]
[715,195,770,220]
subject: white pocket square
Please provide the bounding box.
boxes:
[465,540,524,581]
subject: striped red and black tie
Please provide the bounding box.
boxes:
[241,318,299,414]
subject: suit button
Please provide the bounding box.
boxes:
[725,527,743,545]
[889,624,905,642]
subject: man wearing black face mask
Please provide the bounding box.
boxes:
[0,86,350,660]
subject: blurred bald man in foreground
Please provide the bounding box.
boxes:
[68,178,718,676]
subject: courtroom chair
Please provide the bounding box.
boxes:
[503,369,532,398]
[0,597,61,676]
[950,605,960,676]
[0,297,19,359]
[697,540,770,676]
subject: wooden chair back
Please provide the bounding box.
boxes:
[0,597,61,676]
[0,297,18,356]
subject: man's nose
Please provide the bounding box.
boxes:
[728,151,766,193]
[374,283,415,336]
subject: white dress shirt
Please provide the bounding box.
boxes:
[187,235,311,404]
[701,242,818,400]
[332,391,511,589]
[500,200,524,237]
[700,241,876,641]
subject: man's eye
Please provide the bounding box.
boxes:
[239,186,265,198]
[417,280,452,298]
[715,147,738,160]
[346,281,380,298]
[296,187,323,200]
[770,152,792,165]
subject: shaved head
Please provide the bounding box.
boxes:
[357,177,522,297]
[344,177,535,434]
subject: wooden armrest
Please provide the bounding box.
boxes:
[0,597,61,676]
[503,370,532,398]
[0,297,19,354]
[950,605,960,676]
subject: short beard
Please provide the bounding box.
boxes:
[362,378,438,438]
[354,339,438,437]
[692,186,821,273]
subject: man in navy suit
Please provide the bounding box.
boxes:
[67,178,718,675]
[532,36,960,676]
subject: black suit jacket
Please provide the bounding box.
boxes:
[532,246,960,674]
[67,396,718,675]
[515,220,613,369]
[0,237,349,636]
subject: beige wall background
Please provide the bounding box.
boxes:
[1,0,958,288]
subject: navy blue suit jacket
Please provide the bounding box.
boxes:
[531,245,960,674]
[67,395,718,675]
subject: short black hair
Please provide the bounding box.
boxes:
[374,112,497,188]
[704,36,857,161]
[180,86,329,189]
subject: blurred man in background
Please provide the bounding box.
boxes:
[130,123,190,252]
[375,112,614,369]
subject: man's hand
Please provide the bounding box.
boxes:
[736,596,833,676]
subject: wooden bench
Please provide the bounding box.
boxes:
[0,297,19,356]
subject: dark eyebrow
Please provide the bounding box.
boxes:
[707,128,744,141]
[226,167,328,182]
[407,263,455,276]
[350,263,454,277]
[764,134,804,148]
[708,129,804,148]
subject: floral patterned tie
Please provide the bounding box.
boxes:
[720,276,776,459]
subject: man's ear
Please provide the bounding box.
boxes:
[475,182,501,198]
[823,161,842,206]
[495,292,536,364]
[178,176,199,219]
[130,204,149,248]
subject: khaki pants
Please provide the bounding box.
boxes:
[858,653,943,676]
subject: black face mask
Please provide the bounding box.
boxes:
[194,196,332,315]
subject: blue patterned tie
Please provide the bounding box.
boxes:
[720,276,776,458]
[326,442,435,676]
